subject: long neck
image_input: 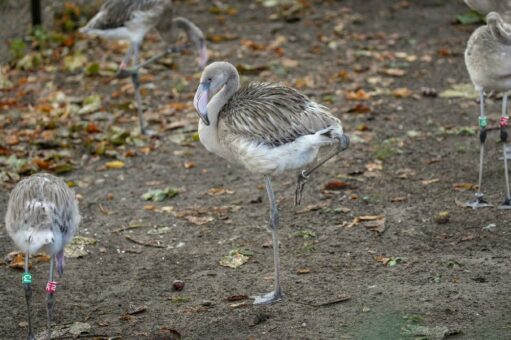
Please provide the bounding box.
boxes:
[488,13,511,45]
[171,17,198,43]
[198,70,240,157]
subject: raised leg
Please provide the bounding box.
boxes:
[23,252,35,340]
[295,134,350,206]
[254,176,283,305]
[499,93,511,209]
[46,256,58,340]
[117,44,192,78]
[119,44,134,70]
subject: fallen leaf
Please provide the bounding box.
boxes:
[236,63,269,75]
[219,248,253,268]
[435,211,450,224]
[361,215,386,234]
[439,83,478,99]
[345,89,370,100]
[396,168,416,179]
[78,94,102,115]
[457,11,484,25]
[127,304,147,315]
[401,325,459,339]
[207,188,235,196]
[380,68,406,77]
[225,295,249,302]
[142,187,179,202]
[421,178,440,185]
[184,161,195,169]
[393,87,412,98]
[453,182,477,191]
[366,161,383,172]
[185,215,214,225]
[105,160,125,169]
[324,180,350,190]
[297,268,311,274]
[7,252,27,269]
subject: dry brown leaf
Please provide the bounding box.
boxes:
[324,180,350,190]
[366,161,383,172]
[167,102,190,111]
[421,178,440,185]
[460,234,475,242]
[374,255,391,265]
[453,182,477,191]
[362,216,386,234]
[380,68,406,77]
[345,89,370,101]
[346,104,372,113]
[297,268,311,274]
[397,168,416,179]
[184,161,196,169]
[206,188,235,196]
[393,88,412,98]
[185,216,214,225]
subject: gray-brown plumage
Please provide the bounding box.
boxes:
[193,61,349,304]
[5,173,80,340]
[84,0,169,31]
[466,12,511,91]
[464,12,511,209]
[220,83,341,148]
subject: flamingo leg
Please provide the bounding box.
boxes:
[254,176,283,305]
[499,93,511,209]
[295,134,350,206]
[466,90,492,208]
[129,43,147,135]
[119,44,134,70]
[46,256,56,340]
[23,252,35,340]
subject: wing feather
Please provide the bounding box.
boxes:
[218,83,341,147]
[85,0,169,30]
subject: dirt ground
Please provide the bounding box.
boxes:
[1,0,511,339]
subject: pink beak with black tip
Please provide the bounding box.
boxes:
[194,82,210,125]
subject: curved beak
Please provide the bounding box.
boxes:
[197,43,209,70]
[193,82,210,125]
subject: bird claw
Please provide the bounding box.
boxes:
[294,170,309,206]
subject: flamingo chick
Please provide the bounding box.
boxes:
[465,12,511,208]
[193,62,349,304]
[80,0,208,134]
[5,173,80,339]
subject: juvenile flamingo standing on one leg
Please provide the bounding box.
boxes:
[193,62,349,304]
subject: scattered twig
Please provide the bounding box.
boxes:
[289,294,351,307]
[125,235,165,248]
[53,335,115,340]
[112,224,151,233]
